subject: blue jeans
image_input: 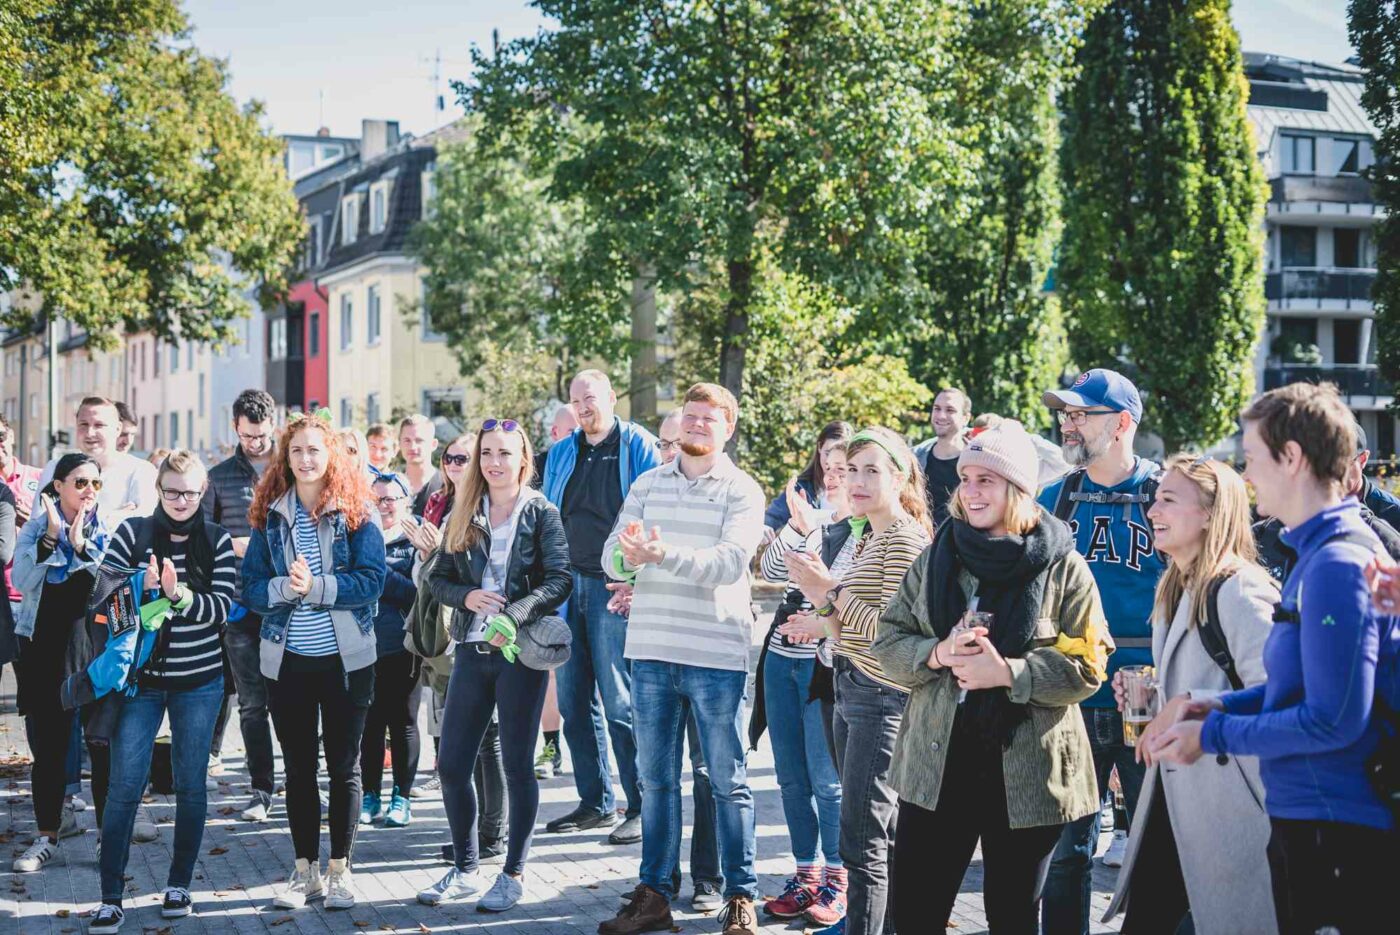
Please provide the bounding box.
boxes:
[1041,706,1146,935]
[764,653,842,868]
[557,572,640,816]
[101,676,224,901]
[633,661,756,902]
[677,704,723,888]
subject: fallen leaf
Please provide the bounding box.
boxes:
[217,807,236,816]
[352,922,370,929]
[156,816,174,824]
[378,926,395,932]
[55,909,70,918]
[585,884,599,889]
[419,926,431,933]
[269,917,294,927]
[208,846,228,855]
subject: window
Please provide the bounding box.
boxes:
[422,387,465,429]
[305,215,323,268]
[29,393,36,418]
[1335,318,1361,365]
[1280,226,1317,267]
[421,165,437,219]
[187,410,193,448]
[366,392,381,425]
[269,317,288,360]
[341,195,360,246]
[367,284,382,345]
[198,373,205,411]
[170,412,179,445]
[1282,134,1315,174]
[1329,138,1360,176]
[369,181,390,234]
[339,295,353,350]
[309,312,321,356]
[170,344,178,373]
[188,343,194,370]
[339,398,353,428]
[153,415,161,447]
[420,276,445,341]
[140,416,147,447]
[153,341,160,376]
[1335,228,1362,269]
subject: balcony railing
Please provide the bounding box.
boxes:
[1270,174,1375,204]
[1263,365,1393,398]
[1265,267,1376,303]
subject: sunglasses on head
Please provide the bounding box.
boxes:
[67,477,103,491]
[481,418,520,434]
[442,453,470,467]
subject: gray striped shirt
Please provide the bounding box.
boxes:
[603,455,765,672]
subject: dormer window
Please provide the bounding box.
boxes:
[369,180,390,234]
[341,194,361,246]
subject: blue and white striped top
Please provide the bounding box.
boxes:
[286,499,338,656]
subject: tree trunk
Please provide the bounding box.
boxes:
[629,263,659,432]
[719,258,752,452]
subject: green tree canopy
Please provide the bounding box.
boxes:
[1059,0,1267,450]
[0,0,303,348]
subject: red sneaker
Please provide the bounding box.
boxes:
[804,884,848,927]
[762,877,818,919]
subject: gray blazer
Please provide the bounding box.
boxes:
[1104,564,1279,935]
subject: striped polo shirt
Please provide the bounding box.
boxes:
[286,499,338,656]
[604,455,766,673]
[831,516,930,690]
[106,518,237,690]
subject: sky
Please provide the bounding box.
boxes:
[183,0,1357,141]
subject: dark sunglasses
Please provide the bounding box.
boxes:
[442,453,471,467]
[481,418,520,434]
[66,477,103,491]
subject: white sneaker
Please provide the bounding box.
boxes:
[410,773,442,798]
[1102,829,1128,868]
[241,792,271,822]
[1099,802,1115,833]
[70,795,88,812]
[58,802,83,839]
[324,859,357,910]
[477,872,524,912]
[12,836,58,872]
[273,858,323,909]
[131,820,159,843]
[417,867,487,905]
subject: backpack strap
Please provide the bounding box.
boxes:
[1053,469,1085,522]
[1200,576,1244,691]
[1273,529,1378,625]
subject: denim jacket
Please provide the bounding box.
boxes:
[240,489,386,679]
[12,510,109,639]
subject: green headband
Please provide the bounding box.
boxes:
[848,430,908,475]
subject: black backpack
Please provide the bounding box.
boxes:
[1052,467,1160,528]
[1201,576,1244,690]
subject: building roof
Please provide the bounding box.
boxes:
[1244,52,1378,149]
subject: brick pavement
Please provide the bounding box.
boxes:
[1,664,1123,935]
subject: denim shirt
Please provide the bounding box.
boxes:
[12,510,109,639]
[240,489,386,678]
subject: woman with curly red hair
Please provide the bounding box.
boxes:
[241,411,386,912]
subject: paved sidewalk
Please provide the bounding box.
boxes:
[1,665,1123,934]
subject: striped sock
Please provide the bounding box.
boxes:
[797,863,822,888]
[824,865,848,892]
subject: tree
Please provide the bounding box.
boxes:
[1350,1,1400,395]
[0,0,303,348]
[460,1,974,426]
[1059,0,1267,450]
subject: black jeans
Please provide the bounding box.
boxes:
[439,645,548,876]
[359,652,423,797]
[224,616,275,795]
[267,652,374,862]
[474,716,507,843]
[900,718,1063,934]
[1121,785,1190,935]
[1267,817,1395,935]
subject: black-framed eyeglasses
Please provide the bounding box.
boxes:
[375,495,408,508]
[481,418,520,433]
[1056,409,1117,427]
[238,431,272,444]
[657,440,680,452]
[160,488,202,503]
[442,453,470,467]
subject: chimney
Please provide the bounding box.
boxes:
[360,119,400,162]
[316,126,331,137]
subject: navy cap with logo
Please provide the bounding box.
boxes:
[1043,368,1144,424]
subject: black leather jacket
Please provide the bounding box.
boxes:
[426,495,572,643]
[1254,500,1400,582]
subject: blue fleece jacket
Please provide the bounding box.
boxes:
[541,417,660,510]
[1038,457,1164,706]
[1201,501,1393,831]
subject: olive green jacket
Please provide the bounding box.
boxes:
[871,548,1113,829]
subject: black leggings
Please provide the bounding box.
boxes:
[359,652,423,797]
[439,646,547,877]
[1121,785,1190,935]
[268,652,373,862]
[897,722,1063,934]
[1267,817,1396,935]
[474,717,507,843]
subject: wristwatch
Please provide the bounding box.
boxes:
[825,583,845,606]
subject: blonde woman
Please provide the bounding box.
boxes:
[1104,456,1278,935]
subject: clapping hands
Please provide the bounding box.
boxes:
[288,554,313,596]
[619,521,667,568]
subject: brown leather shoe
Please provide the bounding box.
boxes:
[720,895,758,935]
[597,884,674,935]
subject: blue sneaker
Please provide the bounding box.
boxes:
[383,791,411,827]
[815,919,846,935]
[359,791,382,825]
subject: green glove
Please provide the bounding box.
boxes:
[484,614,519,663]
[140,596,174,632]
[609,545,637,585]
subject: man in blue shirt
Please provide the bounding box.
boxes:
[541,370,660,844]
[1037,369,1165,935]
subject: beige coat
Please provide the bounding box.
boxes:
[1104,565,1279,935]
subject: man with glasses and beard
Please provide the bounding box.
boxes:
[1036,369,1165,935]
[201,389,279,822]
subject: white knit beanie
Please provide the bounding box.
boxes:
[957,422,1040,496]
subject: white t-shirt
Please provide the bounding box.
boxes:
[38,451,160,526]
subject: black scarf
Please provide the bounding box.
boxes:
[926,510,1073,751]
[151,503,214,595]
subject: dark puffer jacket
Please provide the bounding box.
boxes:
[201,446,263,589]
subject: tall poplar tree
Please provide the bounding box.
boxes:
[1059,0,1267,450]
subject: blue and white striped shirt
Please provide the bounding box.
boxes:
[286,500,338,656]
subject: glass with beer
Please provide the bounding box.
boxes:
[1120,665,1158,746]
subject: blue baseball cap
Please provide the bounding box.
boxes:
[1043,369,1143,423]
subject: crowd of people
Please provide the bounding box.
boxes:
[1,366,1397,935]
